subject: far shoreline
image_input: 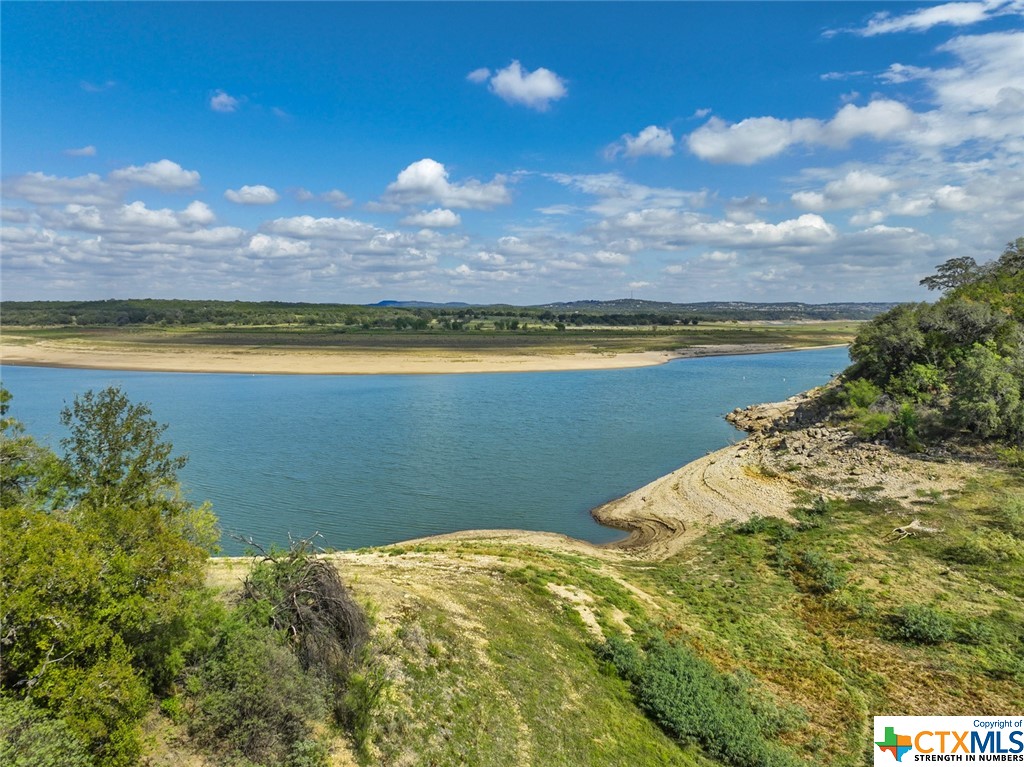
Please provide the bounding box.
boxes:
[0,341,849,377]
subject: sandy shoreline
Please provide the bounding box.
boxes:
[0,339,846,376]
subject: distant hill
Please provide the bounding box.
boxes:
[1,296,894,327]
[373,300,472,308]
[531,298,898,321]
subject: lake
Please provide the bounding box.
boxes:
[1,347,849,554]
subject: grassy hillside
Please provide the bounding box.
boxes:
[197,462,1024,766]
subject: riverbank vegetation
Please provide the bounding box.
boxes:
[0,388,371,767]
[835,238,1023,455]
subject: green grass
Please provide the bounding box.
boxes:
[361,570,705,767]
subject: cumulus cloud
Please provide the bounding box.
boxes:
[606,125,676,159]
[400,208,462,228]
[65,145,97,157]
[687,100,915,164]
[2,172,118,206]
[210,89,240,113]
[262,215,380,241]
[383,158,511,209]
[878,31,1024,149]
[109,159,201,191]
[791,170,897,211]
[35,201,242,247]
[224,184,281,205]
[597,209,839,250]
[471,60,568,111]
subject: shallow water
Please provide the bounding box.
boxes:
[2,347,848,554]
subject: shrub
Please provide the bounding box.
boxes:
[596,634,800,767]
[0,697,92,767]
[853,411,892,440]
[893,402,924,451]
[997,446,1024,471]
[842,378,882,409]
[790,550,845,595]
[187,617,325,766]
[890,605,955,644]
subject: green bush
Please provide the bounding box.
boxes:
[853,411,892,440]
[842,378,882,409]
[790,550,845,595]
[596,634,799,767]
[894,402,924,451]
[0,697,93,767]
[997,446,1024,471]
[187,617,325,766]
[890,605,955,645]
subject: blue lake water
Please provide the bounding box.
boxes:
[1,347,848,554]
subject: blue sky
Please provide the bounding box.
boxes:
[2,1,1022,304]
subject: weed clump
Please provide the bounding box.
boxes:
[889,604,955,645]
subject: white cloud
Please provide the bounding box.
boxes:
[792,170,897,211]
[606,125,676,159]
[39,201,241,243]
[322,189,353,209]
[549,172,706,217]
[688,116,821,164]
[64,145,97,157]
[109,159,201,191]
[383,158,511,209]
[821,100,917,145]
[224,184,281,205]
[598,210,839,250]
[180,200,216,226]
[474,60,568,111]
[210,89,240,113]
[687,100,915,164]
[2,172,118,205]
[262,215,380,241]
[400,208,462,228]
[247,233,313,258]
[853,1,1020,36]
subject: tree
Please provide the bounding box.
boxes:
[0,387,59,508]
[2,388,220,765]
[60,387,187,511]
[59,387,218,553]
[950,343,1024,441]
[920,256,981,293]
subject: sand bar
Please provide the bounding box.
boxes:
[1,339,680,375]
[0,337,845,376]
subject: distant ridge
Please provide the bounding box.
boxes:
[374,300,472,308]
[531,298,897,318]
